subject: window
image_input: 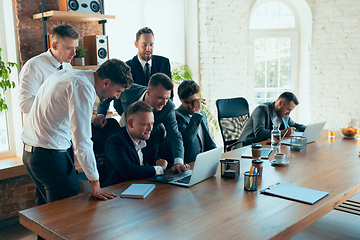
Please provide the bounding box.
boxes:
[0,0,22,158]
[249,1,298,105]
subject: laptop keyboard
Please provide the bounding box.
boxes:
[175,175,191,184]
[261,148,273,157]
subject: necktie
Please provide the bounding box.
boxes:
[58,64,63,70]
[145,62,150,81]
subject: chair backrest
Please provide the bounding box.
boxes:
[216,97,250,152]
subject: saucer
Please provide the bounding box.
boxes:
[271,159,289,166]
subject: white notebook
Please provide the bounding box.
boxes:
[260,182,329,205]
[120,184,155,199]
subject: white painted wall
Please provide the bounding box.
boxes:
[198,0,360,146]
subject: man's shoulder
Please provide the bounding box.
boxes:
[126,55,137,65]
[152,55,169,62]
[107,127,128,143]
[22,52,48,67]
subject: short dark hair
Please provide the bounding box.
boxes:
[52,25,80,42]
[277,91,299,105]
[148,73,173,91]
[178,80,200,100]
[127,101,153,120]
[96,59,133,88]
[136,27,154,42]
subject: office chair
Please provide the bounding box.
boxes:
[216,97,249,152]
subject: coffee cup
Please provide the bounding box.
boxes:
[274,153,286,164]
[251,143,263,159]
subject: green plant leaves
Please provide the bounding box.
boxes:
[0,48,18,111]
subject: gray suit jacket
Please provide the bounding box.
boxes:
[108,84,184,160]
[175,105,216,163]
[239,101,306,145]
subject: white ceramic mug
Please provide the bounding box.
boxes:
[274,153,286,164]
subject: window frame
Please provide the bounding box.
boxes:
[0,0,22,159]
[248,0,300,119]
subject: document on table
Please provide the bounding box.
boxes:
[260,182,329,205]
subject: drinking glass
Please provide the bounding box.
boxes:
[328,120,336,138]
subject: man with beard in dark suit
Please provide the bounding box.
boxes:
[94,27,171,128]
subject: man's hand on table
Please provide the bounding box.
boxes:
[171,163,190,173]
[93,115,107,128]
[90,180,116,200]
[156,159,168,171]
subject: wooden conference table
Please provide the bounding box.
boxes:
[19,130,360,240]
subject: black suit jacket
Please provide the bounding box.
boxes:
[97,55,171,116]
[175,105,216,163]
[126,55,171,86]
[100,127,160,187]
[239,101,306,145]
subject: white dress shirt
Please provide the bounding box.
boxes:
[19,49,72,114]
[137,55,152,74]
[21,69,99,181]
[126,129,164,175]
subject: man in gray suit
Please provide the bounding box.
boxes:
[103,73,188,172]
[175,80,216,163]
[239,92,306,146]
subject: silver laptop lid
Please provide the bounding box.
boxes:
[301,121,326,143]
[188,147,223,187]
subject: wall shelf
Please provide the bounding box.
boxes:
[73,65,100,71]
[33,10,115,22]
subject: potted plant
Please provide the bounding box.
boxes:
[171,62,219,133]
[73,45,87,66]
[0,48,18,111]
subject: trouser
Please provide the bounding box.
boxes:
[22,145,78,206]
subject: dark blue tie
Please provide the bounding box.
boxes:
[58,65,63,70]
[145,62,150,81]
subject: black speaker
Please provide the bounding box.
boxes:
[59,0,102,14]
[84,35,109,65]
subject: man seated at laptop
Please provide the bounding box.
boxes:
[238,92,306,147]
[175,80,216,163]
[100,101,190,187]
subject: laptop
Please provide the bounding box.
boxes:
[166,147,223,187]
[282,121,326,145]
[241,147,273,159]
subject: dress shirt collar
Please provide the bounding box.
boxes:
[137,55,152,69]
[271,110,282,127]
[138,90,147,102]
[46,49,63,69]
[126,127,147,151]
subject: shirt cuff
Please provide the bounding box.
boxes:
[154,166,164,175]
[174,157,184,165]
[96,114,105,117]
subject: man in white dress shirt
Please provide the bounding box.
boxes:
[19,24,79,114]
[22,59,133,206]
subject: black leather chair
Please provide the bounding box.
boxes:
[216,97,250,152]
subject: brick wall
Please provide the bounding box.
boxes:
[0,175,36,228]
[14,0,103,67]
[198,0,360,145]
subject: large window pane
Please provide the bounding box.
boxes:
[0,107,9,152]
[254,62,265,87]
[280,56,291,87]
[250,2,295,29]
[254,37,292,104]
[266,59,278,87]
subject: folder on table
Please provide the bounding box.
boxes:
[120,184,155,199]
[260,182,329,205]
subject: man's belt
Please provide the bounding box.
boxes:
[24,144,67,154]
